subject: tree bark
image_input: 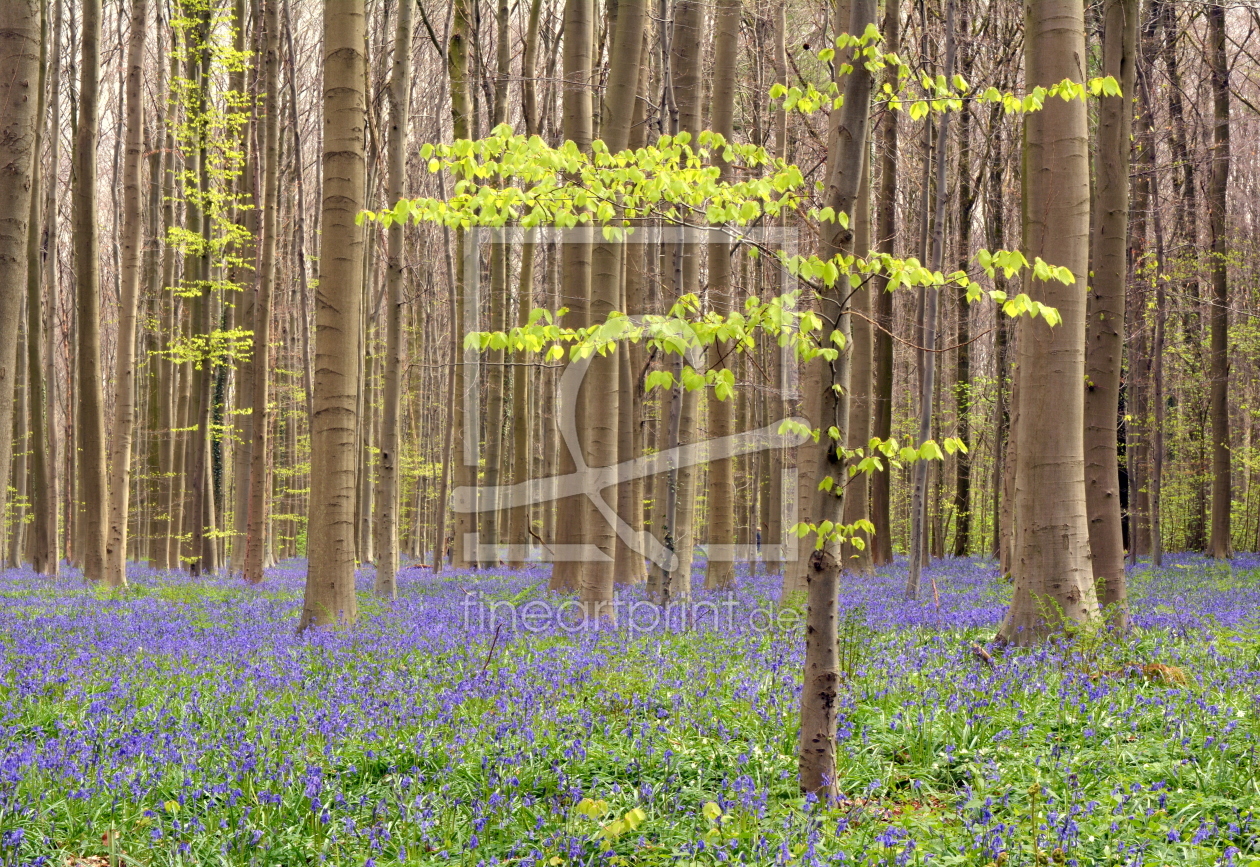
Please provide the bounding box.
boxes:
[549,0,594,593]
[372,0,414,597]
[299,0,367,631]
[25,0,55,575]
[1206,0,1231,560]
[1083,0,1136,624]
[869,0,897,568]
[103,0,148,587]
[245,0,282,585]
[906,0,955,600]
[73,0,109,584]
[997,0,1099,645]
[799,0,875,798]
[703,0,740,590]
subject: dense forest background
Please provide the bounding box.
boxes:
[0,0,1258,611]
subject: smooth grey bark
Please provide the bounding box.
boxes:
[299,0,367,631]
[245,0,282,586]
[906,0,955,600]
[103,0,148,587]
[799,0,875,799]
[372,0,414,597]
[1083,0,1137,624]
[868,0,897,568]
[703,0,740,591]
[997,0,1100,645]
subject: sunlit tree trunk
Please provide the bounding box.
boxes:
[103,0,148,587]
[549,0,594,593]
[575,0,646,616]
[869,0,897,568]
[907,0,955,599]
[229,0,258,575]
[799,0,874,799]
[448,1,477,571]
[245,0,282,585]
[507,0,546,569]
[997,0,1099,645]
[299,0,367,630]
[950,15,974,559]
[703,0,740,591]
[372,0,413,597]
[1083,0,1136,624]
[660,0,706,602]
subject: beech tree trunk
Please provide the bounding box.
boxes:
[997,0,1099,645]
[869,0,897,568]
[1206,0,1231,560]
[299,0,367,631]
[906,0,954,599]
[103,0,148,587]
[245,0,282,585]
[73,0,110,584]
[372,0,414,597]
[576,0,646,616]
[1083,0,1136,625]
[799,0,874,799]
[448,1,477,570]
[25,0,56,576]
[549,0,593,593]
[703,0,740,590]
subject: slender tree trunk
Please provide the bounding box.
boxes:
[549,0,594,593]
[869,0,897,568]
[184,6,215,576]
[1084,0,1136,622]
[840,151,873,574]
[73,0,109,583]
[42,0,63,573]
[9,310,28,567]
[373,0,413,596]
[299,0,367,631]
[951,20,974,558]
[26,0,55,576]
[703,0,740,590]
[103,0,148,587]
[507,0,545,569]
[448,1,477,570]
[245,0,282,585]
[906,0,955,599]
[1206,0,1230,560]
[660,0,706,601]
[799,0,874,798]
[997,0,1099,645]
[229,0,258,575]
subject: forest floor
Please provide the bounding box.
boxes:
[1,555,1259,866]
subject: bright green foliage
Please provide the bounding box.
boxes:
[373,31,1108,553]
[162,0,257,366]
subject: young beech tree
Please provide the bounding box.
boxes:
[369,41,1113,794]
